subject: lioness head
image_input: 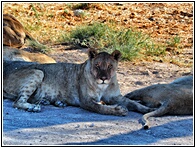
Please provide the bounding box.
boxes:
[88,49,121,84]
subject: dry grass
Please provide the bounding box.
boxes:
[3,2,193,67]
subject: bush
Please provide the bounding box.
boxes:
[60,22,166,61]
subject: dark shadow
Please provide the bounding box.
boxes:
[64,118,193,145]
[3,100,193,145]
[3,99,139,132]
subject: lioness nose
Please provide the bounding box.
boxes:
[100,76,107,81]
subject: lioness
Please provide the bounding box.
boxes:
[3,49,153,115]
[3,46,56,63]
[124,76,193,129]
[3,14,39,48]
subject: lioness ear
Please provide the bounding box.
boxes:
[111,50,121,61]
[88,48,98,59]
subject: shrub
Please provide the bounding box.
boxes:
[60,22,166,61]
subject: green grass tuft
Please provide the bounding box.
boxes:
[26,40,51,53]
[60,22,166,61]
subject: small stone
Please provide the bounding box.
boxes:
[89,123,94,127]
[152,71,159,74]
[74,9,84,17]
[148,16,155,21]
[75,124,80,128]
[135,81,144,85]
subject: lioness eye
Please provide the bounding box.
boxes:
[95,64,99,68]
[108,64,113,69]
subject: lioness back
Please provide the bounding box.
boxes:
[3,46,56,63]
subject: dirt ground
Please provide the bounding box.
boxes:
[2,47,193,146]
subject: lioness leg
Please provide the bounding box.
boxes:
[11,69,44,112]
[141,101,170,129]
[80,100,128,116]
[111,96,155,113]
[126,99,155,113]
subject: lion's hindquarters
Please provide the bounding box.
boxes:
[124,79,193,129]
[4,69,44,112]
[171,75,193,85]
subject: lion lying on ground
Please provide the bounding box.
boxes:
[3,46,56,63]
[3,49,154,116]
[3,14,39,48]
[124,76,193,129]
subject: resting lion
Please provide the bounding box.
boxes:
[124,76,193,129]
[3,46,56,63]
[3,14,39,48]
[3,49,154,115]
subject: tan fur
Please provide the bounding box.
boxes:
[3,49,154,115]
[3,46,56,63]
[124,76,193,129]
[3,14,39,48]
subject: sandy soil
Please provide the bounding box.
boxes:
[2,47,193,146]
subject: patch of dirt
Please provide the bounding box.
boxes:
[3,47,193,146]
[3,3,193,48]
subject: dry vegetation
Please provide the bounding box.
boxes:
[3,2,193,67]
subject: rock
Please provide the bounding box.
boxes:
[74,9,84,17]
[89,123,94,127]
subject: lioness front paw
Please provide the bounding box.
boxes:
[27,104,41,112]
[40,99,50,105]
[54,100,67,107]
[115,105,128,116]
[13,102,41,112]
